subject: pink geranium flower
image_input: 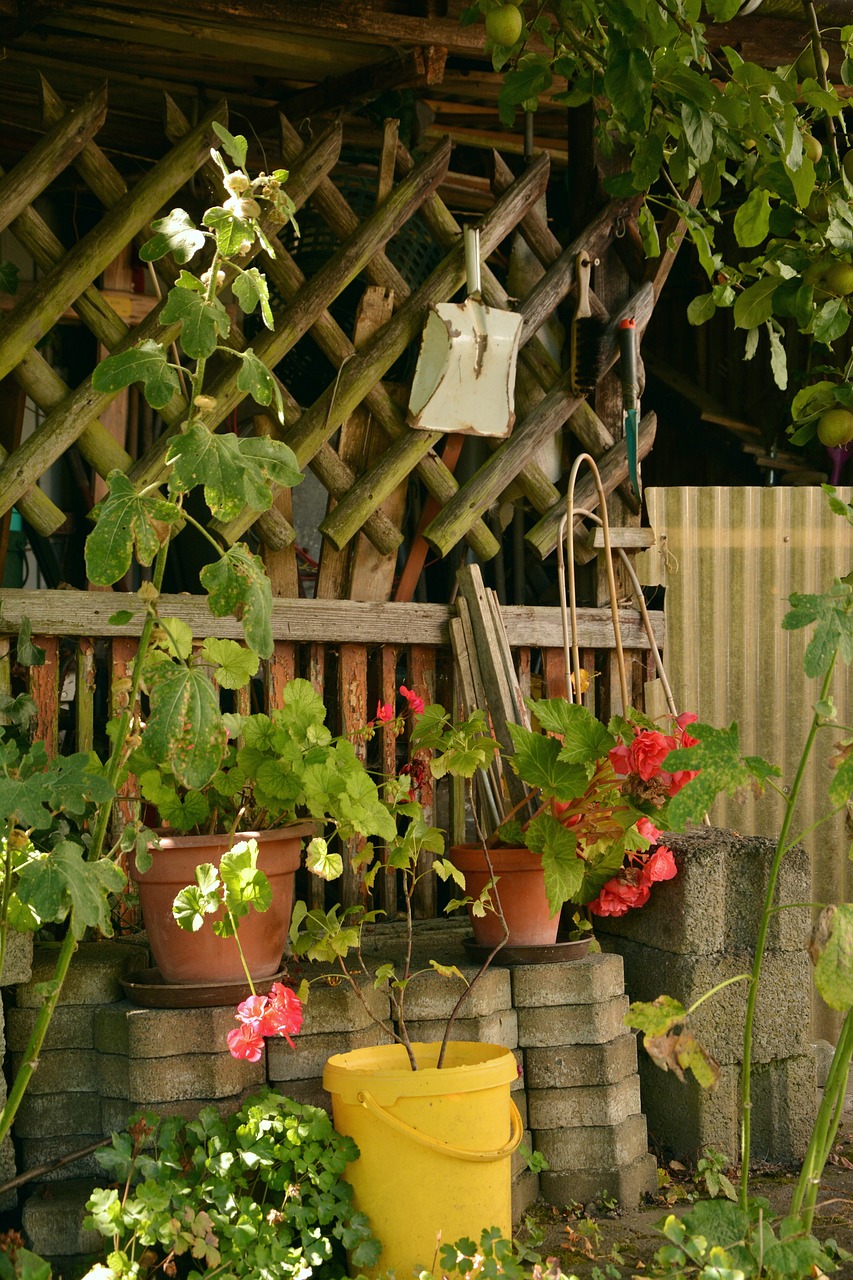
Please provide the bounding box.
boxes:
[399,685,425,715]
[226,1023,265,1062]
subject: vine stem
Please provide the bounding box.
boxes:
[738,658,836,1205]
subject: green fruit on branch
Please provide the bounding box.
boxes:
[803,133,823,164]
[824,262,853,295]
[842,151,853,184]
[485,3,523,45]
[794,44,830,80]
[817,408,853,447]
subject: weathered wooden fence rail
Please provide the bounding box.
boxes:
[0,589,663,918]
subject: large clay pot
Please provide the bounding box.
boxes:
[449,843,560,947]
[131,824,313,984]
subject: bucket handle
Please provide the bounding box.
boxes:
[355,1090,523,1163]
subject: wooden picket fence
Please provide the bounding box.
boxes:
[0,588,663,918]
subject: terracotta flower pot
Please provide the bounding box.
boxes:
[449,844,560,947]
[131,824,313,985]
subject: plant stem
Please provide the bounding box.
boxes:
[738,659,836,1205]
[227,908,256,997]
[790,1007,853,1228]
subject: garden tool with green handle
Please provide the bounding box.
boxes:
[619,317,641,500]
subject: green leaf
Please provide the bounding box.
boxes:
[139,209,206,264]
[92,339,181,411]
[604,46,653,131]
[787,151,816,210]
[525,813,584,916]
[632,134,665,192]
[638,203,660,258]
[626,994,687,1037]
[733,187,771,248]
[142,662,228,789]
[306,837,343,881]
[0,261,20,295]
[219,841,271,920]
[166,422,298,521]
[205,205,255,257]
[200,544,273,658]
[766,321,788,390]
[85,470,181,585]
[159,286,230,360]
[233,268,274,329]
[681,102,714,166]
[782,581,853,676]
[812,297,850,346]
[527,698,614,764]
[156,616,193,661]
[16,617,45,667]
[199,637,259,689]
[212,122,248,169]
[687,293,717,325]
[663,723,781,829]
[764,1235,834,1278]
[733,277,778,329]
[109,610,134,626]
[812,904,853,1010]
[505,726,589,800]
[16,840,126,940]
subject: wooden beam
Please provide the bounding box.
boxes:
[282,45,446,119]
[0,587,664,649]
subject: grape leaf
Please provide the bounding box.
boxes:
[92,339,181,411]
[16,840,126,940]
[85,471,182,585]
[141,662,228,790]
[233,268,274,329]
[200,544,273,658]
[159,286,230,360]
[166,422,282,521]
[139,209,206,264]
[782,580,853,676]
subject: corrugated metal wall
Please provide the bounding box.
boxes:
[638,487,853,1039]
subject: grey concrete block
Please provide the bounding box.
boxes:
[517,997,629,1048]
[638,1051,817,1165]
[94,1003,243,1057]
[99,1051,263,1103]
[511,954,624,1008]
[399,965,512,1019]
[402,1010,518,1050]
[16,1092,101,1138]
[272,1078,332,1114]
[533,1112,650,1172]
[16,941,148,1008]
[301,977,390,1032]
[7,1003,96,1052]
[602,939,810,1066]
[523,1035,637,1090]
[1,930,32,986]
[512,1167,541,1223]
[10,1050,98,1095]
[268,1027,383,1081]
[540,1152,657,1209]
[22,1179,103,1257]
[595,828,809,956]
[528,1076,641,1129]
[100,1087,261,1133]
[18,1139,104,1182]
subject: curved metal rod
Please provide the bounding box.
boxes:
[565,454,629,712]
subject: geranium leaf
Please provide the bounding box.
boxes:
[306,837,343,881]
[141,662,227,790]
[811,904,853,1010]
[85,470,182,585]
[16,840,126,940]
[139,209,206,264]
[91,339,182,411]
[159,286,230,360]
[200,544,273,658]
[199,637,259,690]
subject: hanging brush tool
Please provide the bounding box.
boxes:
[619,316,642,500]
[569,251,607,395]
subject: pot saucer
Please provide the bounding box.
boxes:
[120,967,289,1008]
[462,936,593,966]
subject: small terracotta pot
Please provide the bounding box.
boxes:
[131,824,313,985]
[449,844,560,947]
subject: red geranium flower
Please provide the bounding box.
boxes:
[375,701,394,723]
[399,685,425,715]
[226,1023,265,1062]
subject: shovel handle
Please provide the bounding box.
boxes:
[464,224,482,296]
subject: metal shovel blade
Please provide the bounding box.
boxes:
[407,298,524,438]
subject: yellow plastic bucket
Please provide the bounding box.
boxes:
[323,1041,522,1277]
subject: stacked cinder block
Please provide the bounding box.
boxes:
[596,827,815,1164]
[0,930,32,1209]
[8,941,146,1182]
[516,952,657,1207]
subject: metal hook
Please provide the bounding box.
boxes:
[614,216,626,239]
[299,118,314,143]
